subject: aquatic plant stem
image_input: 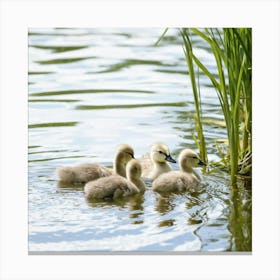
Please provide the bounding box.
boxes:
[182,28,252,183]
[181,29,208,164]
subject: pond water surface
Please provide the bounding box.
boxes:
[28,28,251,253]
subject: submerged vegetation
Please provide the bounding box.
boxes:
[159,28,252,184]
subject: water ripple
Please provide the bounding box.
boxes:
[28,28,251,253]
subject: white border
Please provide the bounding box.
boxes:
[1,0,280,279]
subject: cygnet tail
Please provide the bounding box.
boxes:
[56,166,75,183]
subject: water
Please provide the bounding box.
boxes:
[28,28,251,253]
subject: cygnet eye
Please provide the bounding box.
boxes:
[158,151,164,154]
[192,156,197,159]
[126,152,134,158]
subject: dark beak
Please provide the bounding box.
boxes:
[165,154,176,163]
[198,159,206,166]
[127,152,134,159]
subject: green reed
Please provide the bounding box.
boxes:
[181,28,252,183]
[180,29,208,164]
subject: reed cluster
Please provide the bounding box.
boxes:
[181,28,252,183]
[157,28,252,183]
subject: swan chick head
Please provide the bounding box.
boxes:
[126,159,142,180]
[179,149,206,169]
[150,143,176,164]
[115,144,135,162]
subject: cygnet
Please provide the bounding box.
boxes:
[84,159,145,200]
[140,143,176,180]
[56,144,134,184]
[152,149,206,192]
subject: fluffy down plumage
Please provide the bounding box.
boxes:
[152,149,206,193]
[56,144,134,184]
[140,143,176,180]
[84,159,145,200]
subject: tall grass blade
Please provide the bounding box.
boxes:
[180,29,208,163]
[155,28,169,46]
[184,28,252,183]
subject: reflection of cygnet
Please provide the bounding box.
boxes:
[140,143,176,180]
[56,144,134,183]
[152,149,206,192]
[84,159,145,200]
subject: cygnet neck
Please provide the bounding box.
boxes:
[180,163,194,174]
[129,176,145,192]
[114,153,126,177]
[180,163,200,180]
[150,158,172,179]
[153,158,171,171]
[152,156,169,167]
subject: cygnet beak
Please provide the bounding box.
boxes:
[165,154,176,163]
[198,159,206,166]
[126,152,134,159]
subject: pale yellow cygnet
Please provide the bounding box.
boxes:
[152,149,206,192]
[140,143,176,180]
[84,159,145,200]
[56,144,134,184]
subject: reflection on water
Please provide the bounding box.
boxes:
[155,194,177,215]
[28,28,252,253]
[228,183,252,251]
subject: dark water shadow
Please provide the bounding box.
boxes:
[57,181,85,190]
[29,71,55,75]
[154,193,177,215]
[30,44,89,53]
[75,102,186,110]
[85,191,144,207]
[91,59,175,74]
[85,192,145,225]
[30,88,154,97]
[29,99,80,103]
[28,121,78,129]
[155,69,189,75]
[35,56,96,65]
